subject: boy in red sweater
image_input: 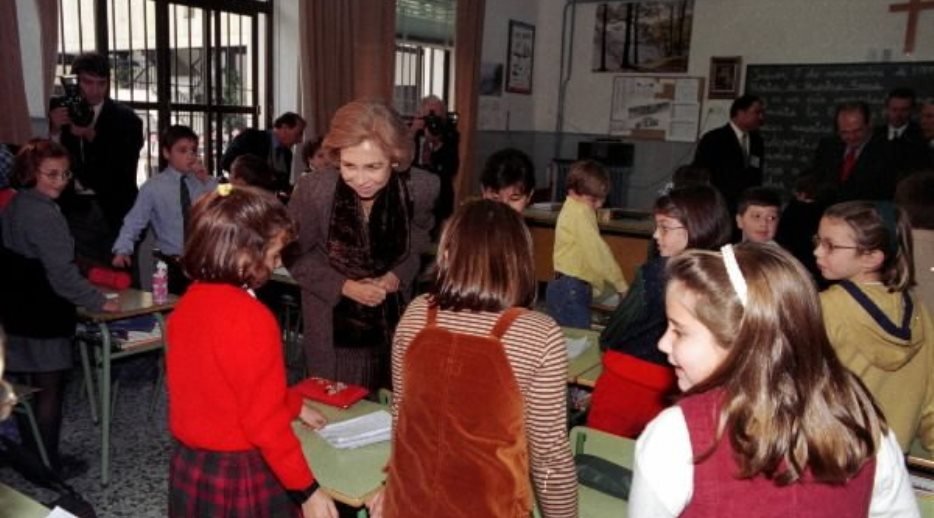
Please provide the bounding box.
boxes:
[167,184,336,517]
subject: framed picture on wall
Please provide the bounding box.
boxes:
[506,20,535,94]
[708,56,742,99]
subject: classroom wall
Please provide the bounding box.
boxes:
[477,0,934,208]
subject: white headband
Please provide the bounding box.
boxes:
[721,245,748,307]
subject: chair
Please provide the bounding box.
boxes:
[9,383,51,468]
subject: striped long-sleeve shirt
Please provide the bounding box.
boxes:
[391,295,578,517]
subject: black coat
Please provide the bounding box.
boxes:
[221,128,292,193]
[691,123,764,212]
[872,121,933,181]
[58,98,144,232]
[811,136,892,202]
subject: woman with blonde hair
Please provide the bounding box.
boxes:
[287,100,438,390]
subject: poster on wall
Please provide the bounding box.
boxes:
[506,20,535,94]
[609,76,700,141]
[592,1,694,73]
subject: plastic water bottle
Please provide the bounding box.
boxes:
[153,260,169,304]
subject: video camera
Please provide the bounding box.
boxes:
[49,76,94,127]
[423,110,459,137]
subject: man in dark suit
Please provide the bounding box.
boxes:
[50,53,143,265]
[692,94,765,213]
[220,112,305,194]
[811,102,891,202]
[922,98,934,163]
[872,87,930,180]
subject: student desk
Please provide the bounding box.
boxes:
[76,288,177,485]
[0,482,49,518]
[565,327,602,385]
[293,400,390,509]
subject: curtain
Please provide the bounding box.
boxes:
[453,0,485,204]
[0,1,32,144]
[36,0,60,105]
[299,0,396,138]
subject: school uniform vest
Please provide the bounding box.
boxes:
[679,390,876,518]
[383,306,532,517]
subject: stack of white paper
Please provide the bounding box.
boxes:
[567,336,591,359]
[317,410,392,449]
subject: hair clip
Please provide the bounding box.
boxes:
[721,244,748,307]
[217,183,233,197]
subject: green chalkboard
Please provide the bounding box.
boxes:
[745,61,934,188]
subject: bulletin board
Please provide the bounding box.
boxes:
[608,76,704,142]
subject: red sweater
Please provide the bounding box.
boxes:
[167,282,314,489]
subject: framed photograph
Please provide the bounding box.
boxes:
[506,20,535,94]
[708,56,742,99]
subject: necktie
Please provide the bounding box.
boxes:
[180,176,191,241]
[741,132,750,166]
[840,147,857,183]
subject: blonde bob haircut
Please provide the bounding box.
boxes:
[322,100,414,171]
[668,243,886,484]
[430,199,536,312]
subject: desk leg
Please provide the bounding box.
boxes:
[99,322,112,486]
[77,339,98,424]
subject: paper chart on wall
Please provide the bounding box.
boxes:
[608,76,700,142]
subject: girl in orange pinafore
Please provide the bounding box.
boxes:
[369,200,577,518]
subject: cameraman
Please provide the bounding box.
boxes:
[411,95,459,228]
[49,53,143,265]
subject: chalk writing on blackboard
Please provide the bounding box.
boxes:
[746,62,934,188]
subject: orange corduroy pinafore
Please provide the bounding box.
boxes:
[383,305,532,517]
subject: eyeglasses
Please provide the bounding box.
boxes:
[812,235,860,253]
[654,224,685,235]
[38,169,73,182]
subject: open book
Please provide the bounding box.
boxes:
[316,410,391,449]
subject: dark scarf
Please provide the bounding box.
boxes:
[327,172,412,350]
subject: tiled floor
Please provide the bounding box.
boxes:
[0,370,172,517]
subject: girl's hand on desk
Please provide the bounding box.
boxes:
[365,488,385,518]
[302,489,337,518]
[299,404,328,430]
[102,300,120,312]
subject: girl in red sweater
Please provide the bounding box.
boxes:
[167,185,336,518]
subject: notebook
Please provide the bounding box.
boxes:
[316,410,392,449]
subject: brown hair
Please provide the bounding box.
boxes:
[668,243,886,484]
[323,100,413,170]
[430,199,536,312]
[181,185,296,289]
[566,160,611,199]
[736,186,782,215]
[895,170,934,230]
[230,154,277,192]
[13,139,70,188]
[301,137,324,165]
[654,184,731,250]
[823,201,914,292]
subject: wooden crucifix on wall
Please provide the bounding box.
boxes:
[889,0,934,54]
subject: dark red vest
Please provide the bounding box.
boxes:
[680,390,876,518]
[383,306,531,517]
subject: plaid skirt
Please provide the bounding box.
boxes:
[169,442,301,518]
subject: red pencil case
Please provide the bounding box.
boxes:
[88,266,132,290]
[290,377,369,409]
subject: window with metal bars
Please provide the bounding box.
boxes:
[56,0,272,184]
[395,0,455,118]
